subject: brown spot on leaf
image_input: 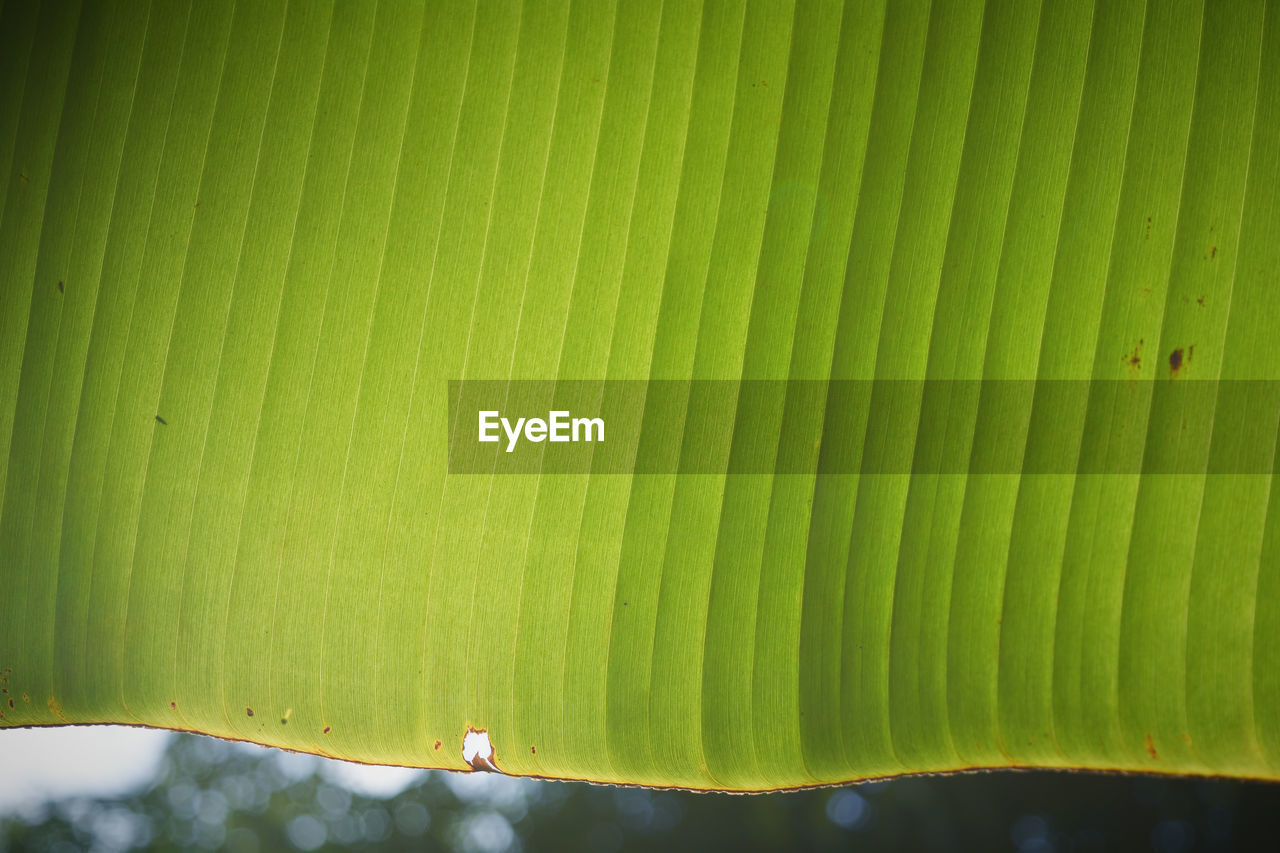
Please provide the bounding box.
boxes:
[246,707,254,717]
[1126,339,1143,372]
[1196,295,1205,307]
[434,740,442,750]
[1169,348,1184,375]
[170,701,176,710]
[323,726,331,734]
[1211,246,1217,258]
[1144,732,1158,760]
[531,745,536,755]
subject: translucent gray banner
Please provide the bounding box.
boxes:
[446,380,1280,475]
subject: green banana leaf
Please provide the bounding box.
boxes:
[3,0,1279,792]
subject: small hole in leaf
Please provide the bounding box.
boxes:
[462,728,499,772]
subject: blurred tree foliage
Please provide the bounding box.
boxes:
[3,733,1279,851]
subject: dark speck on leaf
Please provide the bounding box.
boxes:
[280,718,287,725]
[246,707,254,717]
[531,746,536,754]
[170,701,176,710]
[434,740,441,750]
[155,415,167,425]
[1170,348,1184,373]
[57,280,63,293]
[1126,339,1143,370]
[323,726,331,734]
[1211,246,1217,258]
[7,699,12,708]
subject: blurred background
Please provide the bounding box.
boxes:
[2,726,1278,852]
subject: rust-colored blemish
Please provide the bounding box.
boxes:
[323,726,331,734]
[433,740,441,750]
[169,701,176,710]
[1181,732,1193,746]
[531,745,537,755]
[1144,733,1158,760]
[1210,246,1217,259]
[1126,339,1143,372]
[1169,348,1184,375]
[1196,295,1205,307]
[48,695,65,721]
[246,707,254,717]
